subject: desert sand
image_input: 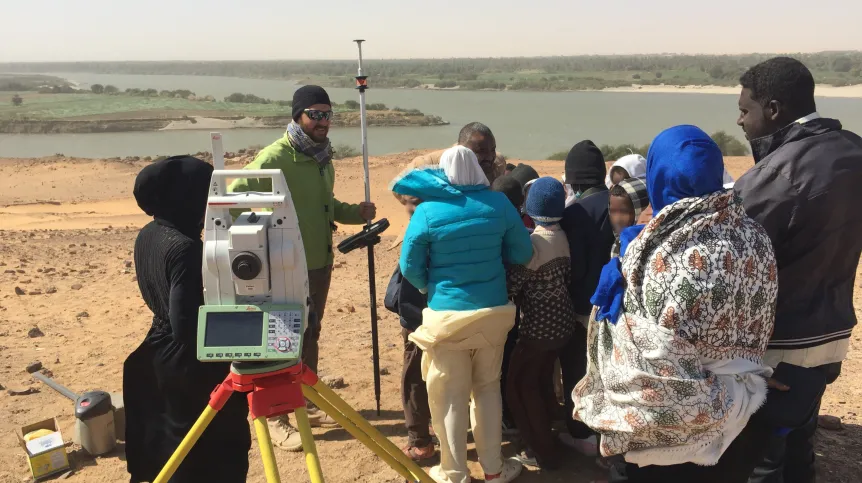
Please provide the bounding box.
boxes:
[1,153,861,483]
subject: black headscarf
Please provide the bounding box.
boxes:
[133,156,214,237]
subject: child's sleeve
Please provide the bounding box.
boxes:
[506,233,539,300]
[506,264,528,301]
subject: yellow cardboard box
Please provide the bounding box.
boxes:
[16,418,70,480]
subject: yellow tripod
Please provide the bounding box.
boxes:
[153,362,435,483]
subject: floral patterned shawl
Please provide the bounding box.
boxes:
[573,190,778,466]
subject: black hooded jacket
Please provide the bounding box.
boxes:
[735,117,862,352]
[560,188,614,318]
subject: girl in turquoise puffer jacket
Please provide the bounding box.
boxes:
[394,147,533,311]
[391,146,532,483]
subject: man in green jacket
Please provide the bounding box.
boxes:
[229,85,375,451]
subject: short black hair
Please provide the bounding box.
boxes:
[458,122,494,144]
[506,163,517,172]
[491,175,524,209]
[739,57,816,113]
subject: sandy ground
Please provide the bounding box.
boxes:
[602,84,862,98]
[1,153,861,483]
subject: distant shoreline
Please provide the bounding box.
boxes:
[599,84,862,98]
[0,111,449,134]
[414,82,862,98]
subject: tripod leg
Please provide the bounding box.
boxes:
[153,406,218,483]
[309,382,436,483]
[303,385,434,483]
[253,416,283,483]
[294,407,325,483]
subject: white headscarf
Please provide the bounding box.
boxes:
[439,146,489,187]
[604,153,737,189]
[605,154,647,188]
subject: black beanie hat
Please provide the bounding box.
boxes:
[292,85,332,121]
[509,163,540,188]
[565,140,606,187]
[491,175,525,209]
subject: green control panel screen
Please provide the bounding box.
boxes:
[204,312,264,347]
[197,304,304,362]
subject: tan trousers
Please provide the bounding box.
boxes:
[425,343,506,483]
[417,306,516,483]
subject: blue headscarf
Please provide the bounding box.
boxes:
[646,125,725,214]
[591,125,726,324]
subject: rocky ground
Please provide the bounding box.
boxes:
[1,153,860,482]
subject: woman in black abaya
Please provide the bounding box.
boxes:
[124,156,250,483]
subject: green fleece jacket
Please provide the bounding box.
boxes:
[228,134,365,270]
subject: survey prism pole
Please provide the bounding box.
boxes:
[210,132,225,171]
[354,39,381,416]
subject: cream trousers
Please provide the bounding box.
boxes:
[412,304,516,483]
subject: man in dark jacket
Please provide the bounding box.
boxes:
[734,57,862,483]
[558,140,615,456]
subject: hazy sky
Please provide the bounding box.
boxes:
[3,0,861,62]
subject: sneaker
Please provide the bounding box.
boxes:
[306,407,339,428]
[558,433,598,457]
[512,450,538,468]
[268,416,303,452]
[485,458,523,482]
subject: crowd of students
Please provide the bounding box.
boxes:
[123,56,862,483]
[385,56,862,483]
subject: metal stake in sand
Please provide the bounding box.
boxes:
[354,39,382,416]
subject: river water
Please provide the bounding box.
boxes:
[2,72,862,159]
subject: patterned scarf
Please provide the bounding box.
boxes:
[286,121,332,166]
[574,190,778,465]
[610,177,650,258]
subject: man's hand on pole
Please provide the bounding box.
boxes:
[359,202,377,221]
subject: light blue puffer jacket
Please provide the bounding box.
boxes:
[394,168,533,311]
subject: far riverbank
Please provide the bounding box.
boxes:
[0,110,448,134]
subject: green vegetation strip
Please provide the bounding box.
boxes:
[3,52,860,91]
[547,131,750,159]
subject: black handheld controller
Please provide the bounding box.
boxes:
[337,218,390,254]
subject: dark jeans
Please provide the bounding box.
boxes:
[402,329,432,447]
[560,322,593,438]
[610,418,774,483]
[302,265,332,374]
[500,312,519,426]
[506,338,566,469]
[748,362,843,483]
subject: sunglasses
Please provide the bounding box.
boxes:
[304,109,333,122]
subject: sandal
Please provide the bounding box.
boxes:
[403,443,437,461]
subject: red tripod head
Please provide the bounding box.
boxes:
[208,363,320,419]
